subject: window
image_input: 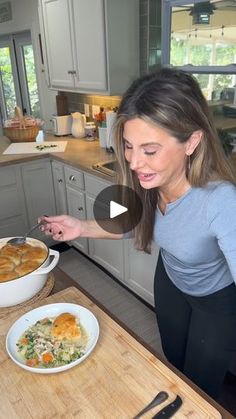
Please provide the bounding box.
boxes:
[0,31,40,122]
[162,1,236,107]
[0,45,17,118]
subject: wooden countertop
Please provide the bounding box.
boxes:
[0,268,230,419]
[0,134,115,180]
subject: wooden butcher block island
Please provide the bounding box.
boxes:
[0,283,227,418]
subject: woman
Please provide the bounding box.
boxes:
[40,68,236,400]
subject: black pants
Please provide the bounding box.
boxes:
[154,254,236,400]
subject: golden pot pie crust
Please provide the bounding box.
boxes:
[51,313,81,341]
[0,243,48,282]
[15,260,41,277]
[0,272,18,282]
[0,256,15,272]
[0,245,21,265]
[16,243,33,255]
[21,247,48,263]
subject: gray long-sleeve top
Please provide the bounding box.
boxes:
[153,181,236,296]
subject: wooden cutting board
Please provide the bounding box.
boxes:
[0,286,223,418]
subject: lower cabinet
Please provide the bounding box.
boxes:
[21,159,56,242]
[84,173,124,280]
[0,159,56,245]
[86,194,124,280]
[124,240,159,307]
[0,165,28,238]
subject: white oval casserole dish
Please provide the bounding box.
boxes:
[0,237,59,307]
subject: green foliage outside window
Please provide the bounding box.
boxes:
[0,44,40,119]
[170,38,236,100]
[23,45,40,118]
[0,47,16,117]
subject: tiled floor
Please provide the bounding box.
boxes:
[57,245,236,417]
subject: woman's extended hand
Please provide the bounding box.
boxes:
[38,215,83,241]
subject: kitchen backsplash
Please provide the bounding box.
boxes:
[63,92,121,119]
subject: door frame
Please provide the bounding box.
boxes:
[0,30,39,120]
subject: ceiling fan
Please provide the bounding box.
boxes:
[173,0,236,24]
[173,0,236,13]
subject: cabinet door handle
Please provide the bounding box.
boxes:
[78,207,83,211]
[68,70,74,74]
[58,179,63,183]
[69,175,76,181]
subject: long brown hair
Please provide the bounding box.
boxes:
[113,67,236,253]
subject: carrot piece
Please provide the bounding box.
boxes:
[42,352,54,364]
[20,337,29,345]
[26,358,38,367]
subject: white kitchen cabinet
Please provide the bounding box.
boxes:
[39,0,76,90]
[84,173,124,279]
[51,160,68,215]
[124,240,159,307]
[86,194,124,280]
[20,159,56,241]
[64,165,88,254]
[39,0,139,94]
[0,165,29,238]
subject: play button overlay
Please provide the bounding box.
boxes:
[93,184,143,235]
[110,201,128,218]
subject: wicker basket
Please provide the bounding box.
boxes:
[3,126,39,142]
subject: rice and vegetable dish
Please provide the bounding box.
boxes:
[16,312,89,368]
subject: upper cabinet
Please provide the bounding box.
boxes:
[39,0,140,94]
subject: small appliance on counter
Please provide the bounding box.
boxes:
[71,112,86,138]
[51,115,72,136]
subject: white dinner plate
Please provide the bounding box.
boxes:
[6,303,99,374]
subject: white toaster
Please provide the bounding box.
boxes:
[51,115,72,136]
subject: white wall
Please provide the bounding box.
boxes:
[0,0,56,129]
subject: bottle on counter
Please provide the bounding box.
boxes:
[94,106,106,127]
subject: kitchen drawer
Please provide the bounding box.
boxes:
[84,173,111,197]
[64,166,84,190]
[0,166,17,187]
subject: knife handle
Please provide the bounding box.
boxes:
[133,391,168,419]
[152,395,183,418]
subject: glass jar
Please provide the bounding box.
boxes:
[84,122,97,141]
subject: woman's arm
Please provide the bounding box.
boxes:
[39,215,123,242]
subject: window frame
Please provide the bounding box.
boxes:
[0,30,40,120]
[0,34,22,120]
[161,0,236,74]
[14,31,33,116]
